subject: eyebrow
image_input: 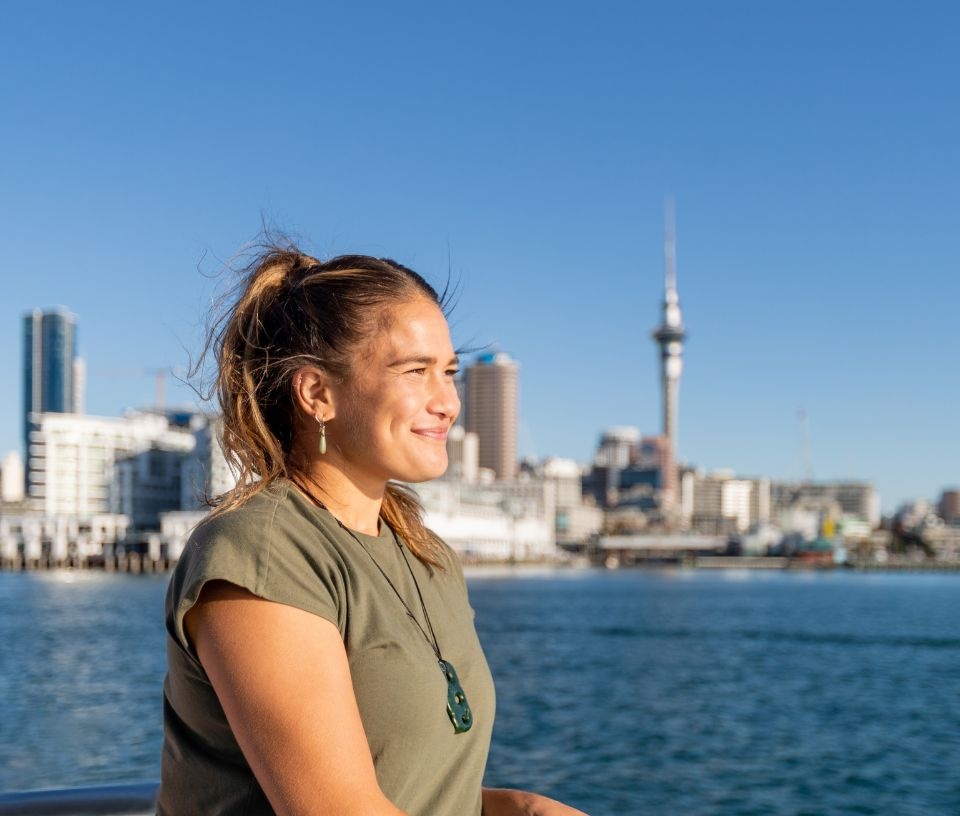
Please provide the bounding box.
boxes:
[388,355,460,367]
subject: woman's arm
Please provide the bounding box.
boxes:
[482,787,590,815]
[186,580,409,816]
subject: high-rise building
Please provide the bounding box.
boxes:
[463,352,518,480]
[23,308,81,454]
[939,489,960,524]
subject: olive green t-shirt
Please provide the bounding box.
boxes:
[157,480,496,816]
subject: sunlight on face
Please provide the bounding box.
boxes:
[331,298,461,487]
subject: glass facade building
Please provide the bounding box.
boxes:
[23,308,78,454]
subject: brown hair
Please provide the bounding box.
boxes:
[196,240,453,568]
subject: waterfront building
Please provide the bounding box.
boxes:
[463,352,519,480]
[679,470,770,534]
[413,474,555,562]
[594,427,640,470]
[677,466,694,525]
[771,480,879,527]
[113,446,190,530]
[445,425,479,483]
[893,498,939,531]
[22,307,83,455]
[180,415,236,509]
[584,430,676,523]
[26,410,196,520]
[688,470,752,534]
[923,522,960,562]
[1,452,25,504]
[72,356,86,413]
[625,435,675,510]
[583,427,640,507]
[750,477,771,528]
[113,410,213,529]
[160,509,210,562]
[938,489,960,523]
[542,457,603,548]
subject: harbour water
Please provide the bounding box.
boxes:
[1,568,958,815]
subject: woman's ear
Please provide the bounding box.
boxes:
[292,366,337,422]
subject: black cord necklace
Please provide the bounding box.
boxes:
[293,480,473,734]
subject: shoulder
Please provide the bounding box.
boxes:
[172,482,286,591]
[182,480,352,572]
[187,480,291,549]
[167,480,349,654]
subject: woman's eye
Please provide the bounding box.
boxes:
[407,368,427,375]
[446,369,460,378]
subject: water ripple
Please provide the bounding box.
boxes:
[588,625,960,650]
[3,569,960,815]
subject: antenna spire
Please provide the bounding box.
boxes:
[664,196,677,295]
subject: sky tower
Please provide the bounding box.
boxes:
[651,199,686,459]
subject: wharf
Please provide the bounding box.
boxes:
[0,552,171,573]
[689,556,791,569]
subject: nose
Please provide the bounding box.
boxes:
[428,376,460,422]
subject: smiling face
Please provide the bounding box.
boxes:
[326,297,460,489]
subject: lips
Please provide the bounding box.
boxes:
[412,427,449,441]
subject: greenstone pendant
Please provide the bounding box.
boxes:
[439,659,472,734]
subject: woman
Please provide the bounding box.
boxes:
[157,246,588,815]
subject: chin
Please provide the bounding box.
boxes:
[398,457,448,484]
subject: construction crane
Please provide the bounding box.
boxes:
[91,366,184,412]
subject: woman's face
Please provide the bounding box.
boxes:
[328,297,460,488]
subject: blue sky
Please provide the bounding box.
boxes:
[1,1,958,511]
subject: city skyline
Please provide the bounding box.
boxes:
[1,2,958,511]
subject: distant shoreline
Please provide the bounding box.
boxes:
[3,557,959,577]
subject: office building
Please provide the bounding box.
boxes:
[445,425,479,483]
[630,435,676,509]
[1,452,25,504]
[680,470,770,534]
[26,410,196,520]
[583,429,676,517]
[771,480,880,527]
[542,457,603,547]
[413,473,555,562]
[939,489,960,524]
[22,308,82,454]
[463,352,518,480]
[180,415,236,509]
[583,427,639,507]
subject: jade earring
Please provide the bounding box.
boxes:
[316,414,327,455]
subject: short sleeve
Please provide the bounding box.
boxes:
[165,489,346,663]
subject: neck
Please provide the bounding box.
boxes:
[292,457,385,536]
